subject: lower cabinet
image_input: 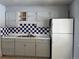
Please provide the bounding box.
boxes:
[15,39,35,56]
[36,39,50,57]
[1,38,50,57]
[2,38,14,56]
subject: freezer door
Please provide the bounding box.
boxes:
[52,19,73,33]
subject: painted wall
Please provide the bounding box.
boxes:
[0,4,6,27]
[0,4,6,56]
[70,0,79,59]
[5,5,69,27]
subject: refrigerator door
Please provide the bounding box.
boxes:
[52,19,73,33]
[52,34,73,59]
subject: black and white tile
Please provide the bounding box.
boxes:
[0,23,49,37]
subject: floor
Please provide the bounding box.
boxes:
[0,56,50,59]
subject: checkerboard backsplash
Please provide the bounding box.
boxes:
[0,27,8,37]
[0,23,49,37]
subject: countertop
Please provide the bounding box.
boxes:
[1,36,50,40]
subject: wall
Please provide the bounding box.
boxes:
[0,4,6,27]
[5,5,69,27]
[0,4,6,56]
[70,0,79,59]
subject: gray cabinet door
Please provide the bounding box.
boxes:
[15,39,35,56]
[15,39,25,56]
[36,39,50,57]
[24,42,35,56]
[2,38,14,55]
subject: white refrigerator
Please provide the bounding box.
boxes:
[51,18,73,59]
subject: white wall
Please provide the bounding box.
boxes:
[0,4,6,56]
[0,4,6,27]
[6,5,69,27]
[70,0,79,59]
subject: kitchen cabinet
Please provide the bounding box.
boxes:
[36,39,50,57]
[1,37,50,57]
[1,38,14,56]
[15,39,35,56]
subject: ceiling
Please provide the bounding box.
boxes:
[0,0,73,6]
